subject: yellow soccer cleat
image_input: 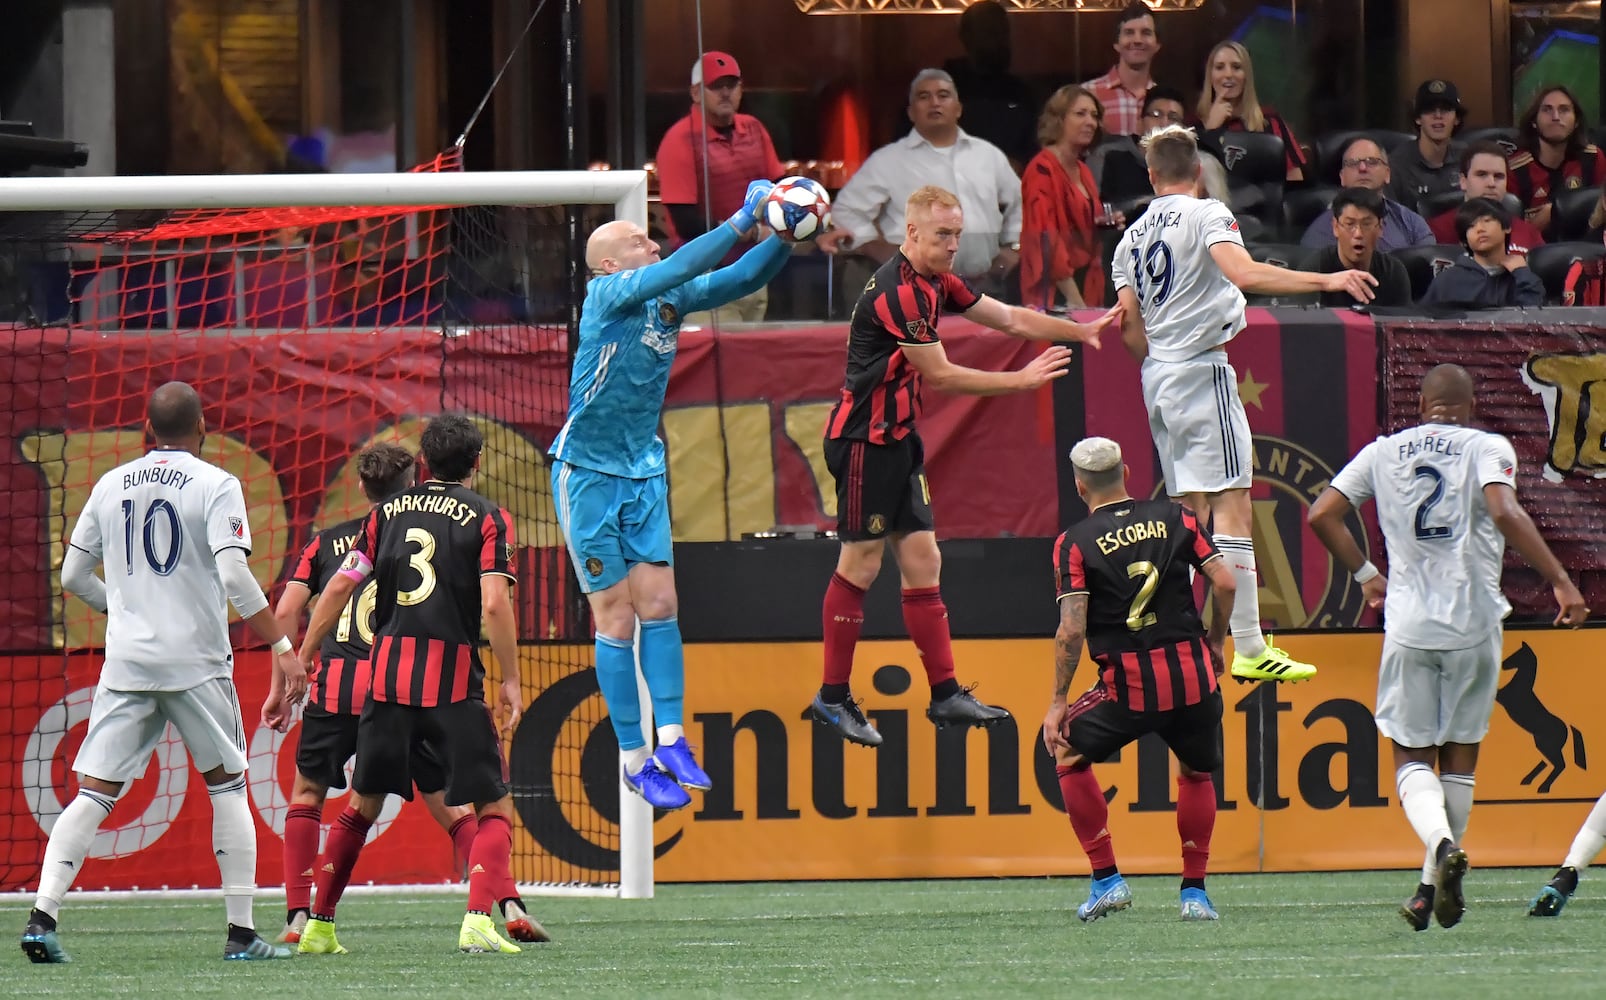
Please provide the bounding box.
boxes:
[1230,638,1316,684]
[296,916,348,955]
[459,912,521,954]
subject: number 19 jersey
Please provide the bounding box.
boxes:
[1328,423,1517,649]
[1111,194,1247,363]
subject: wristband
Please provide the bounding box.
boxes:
[1353,561,1379,584]
[271,636,293,656]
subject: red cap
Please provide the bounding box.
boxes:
[692,51,741,87]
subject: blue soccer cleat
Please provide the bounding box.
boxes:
[224,928,293,960]
[1077,874,1133,922]
[654,737,712,791]
[624,759,692,810]
[1529,867,1578,917]
[20,917,70,964]
[1180,887,1220,921]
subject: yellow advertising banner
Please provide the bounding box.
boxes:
[508,629,1605,881]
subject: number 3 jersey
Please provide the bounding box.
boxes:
[1054,499,1223,711]
[1112,194,1247,362]
[68,449,252,691]
[1329,423,1517,649]
[350,480,517,706]
[288,516,372,714]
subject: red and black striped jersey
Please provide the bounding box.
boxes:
[1053,499,1222,712]
[824,253,981,444]
[288,516,374,714]
[1507,144,1606,210]
[352,480,517,707]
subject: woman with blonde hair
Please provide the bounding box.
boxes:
[1196,40,1305,181]
[1020,84,1115,309]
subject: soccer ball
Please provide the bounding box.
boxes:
[762,176,832,241]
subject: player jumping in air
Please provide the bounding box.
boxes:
[552,179,791,810]
[1309,363,1588,930]
[1112,125,1376,685]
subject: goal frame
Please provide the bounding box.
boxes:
[0,167,655,900]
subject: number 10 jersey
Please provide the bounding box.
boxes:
[1112,194,1248,363]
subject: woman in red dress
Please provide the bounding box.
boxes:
[1196,40,1306,182]
[1020,84,1109,310]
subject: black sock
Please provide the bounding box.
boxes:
[28,909,56,933]
[930,678,961,701]
[1092,865,1119,881]
[226,923,256,944]
[1554,866,1580,894]
[1416,882,1436,902]
[499,897,523,917]
[1181,877,1206,892]
[820,682,851,704]
[287,906,309,923]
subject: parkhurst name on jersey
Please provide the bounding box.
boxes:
[380,491,482,526]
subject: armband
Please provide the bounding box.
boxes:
[271,636,293,656]
[337,549,373,584]
[1353,561,1380,584]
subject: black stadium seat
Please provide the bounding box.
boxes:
[1417,191,1524,225]
[1460,127,1520,159]
[1314,130,1417,184]
[1551,186,1601,241]
[1527,241,1606,304]
[1246,243,1311,269]
[1233,214,1268,244]
[1391,244,1462,300]
[1282,184,1339,240]
[1216,130,1287,229]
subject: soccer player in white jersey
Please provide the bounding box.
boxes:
[19,382,306,964]
[1308,363,1588,931]
[1111,125,1377,685]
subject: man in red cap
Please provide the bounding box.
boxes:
[655,51,785,325]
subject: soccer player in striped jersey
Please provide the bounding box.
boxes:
[811,184,1120,747]
[296,415,528,954]
[267,442,544,947]
[22,382,299,963]
[1045,437,1237,922]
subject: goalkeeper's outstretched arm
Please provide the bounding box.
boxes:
[679,235,793,315]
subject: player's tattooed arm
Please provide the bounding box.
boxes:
[1054,594,1088,702]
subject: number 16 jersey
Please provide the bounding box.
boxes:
[1112,194,1247,363]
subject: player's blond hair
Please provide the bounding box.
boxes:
[1142,125,1201,187]
[905,185,962,222]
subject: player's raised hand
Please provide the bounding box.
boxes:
[1552,579,1589,627]
[1361,572,1387,610]
[1075,303,1123,348]
[1323,269,1378,303]
[1042,702,1070,756]
[496,676,525,742]
[1017,345,1075,389]
[729,179,776,232]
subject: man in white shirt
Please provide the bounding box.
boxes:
[1309,363,1587,933]
[817,69,1021,293]
[20,382,305,964]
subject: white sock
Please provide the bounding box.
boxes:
[623,746,652,773]
[210,776,257,930]
[657,724,684,745]
[1396,762,1453,853]
[1563,793,1606,871]
[35,789,115,919]
[1442,773,1475,844]
[1216,536,1265,658]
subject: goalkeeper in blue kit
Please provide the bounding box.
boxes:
[552,179,788,809]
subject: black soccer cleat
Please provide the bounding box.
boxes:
[810,694,883,747]
[20,918,70,964]
[1399,884,1434,932]
[1432,843,1469,929]
[1529,867,1579,917]
[926,686,1011,729]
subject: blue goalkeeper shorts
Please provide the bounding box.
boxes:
[552,461,673,594]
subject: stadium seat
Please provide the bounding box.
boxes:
[1233,214,1267,243]
[1217,131,1286,229]
[1460,127,1520,158]
[1392,244,1462,301]
[1550,186,1601,241]
[1417,191,1523,224]
[1282,184,1339,240]
[1246,243,1312,269]
[1313,130,1417,184]
[1527,241,1606,304]
[1591,125,1606,152]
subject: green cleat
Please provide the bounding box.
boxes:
[20,917,70,964]
[459,912,521,954]
[1230,639,1316,684]
[224,928,293,961]
[295,917,348,955]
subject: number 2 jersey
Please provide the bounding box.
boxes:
[349,480,517,706]
[1111,194,1247,363]
[288,516,373,714]
[1329,423,1517,649]
[68,449,252,691]
[1054,499,1222,712]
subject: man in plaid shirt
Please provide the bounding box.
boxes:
[1081,3,1159,136]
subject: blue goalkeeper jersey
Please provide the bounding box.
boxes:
[552,226,790,480]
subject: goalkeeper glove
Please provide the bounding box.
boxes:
[727,179,775,233]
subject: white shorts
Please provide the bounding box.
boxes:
[1373,630,1503,749]
[1141,352,1253,496]
[74,677,248,784]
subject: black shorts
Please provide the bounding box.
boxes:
[1065,685,1224,774]
[296,704,448,794]
[825,434,934,541]
[350,698,507,806]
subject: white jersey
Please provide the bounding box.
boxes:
[1112,194,1247,362]
[1329,423,1517,649]
[68,449,253,690]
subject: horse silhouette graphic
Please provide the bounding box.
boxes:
[1496,642,1586,794]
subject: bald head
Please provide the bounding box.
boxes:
[1419,363,1475,423]
[147,381,204,443]
[586,220,658,274]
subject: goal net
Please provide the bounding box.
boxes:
[0,152,656,899]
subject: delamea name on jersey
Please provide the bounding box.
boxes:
[1125,207,1188,241]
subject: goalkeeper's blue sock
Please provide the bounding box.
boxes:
[595,632,644,751]
[638,617,685,731]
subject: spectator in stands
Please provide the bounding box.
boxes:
[818,69,1022,295]
[1391,80,1467,206]
[655,51,785,324]
[1299,188,1413,308]
[1428,141,1544,254]
[1020,86,1116,310]
[1196,41,1305,181]
[1300,138,1434,251]
[943,0,1038,170]
[1089,85,1187,202]
[1508,85,1606,240]
[1082,3,1160,137]
[1422,198,1543,308]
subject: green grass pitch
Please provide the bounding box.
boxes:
[6,870,1606,998]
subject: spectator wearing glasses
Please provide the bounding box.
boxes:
[1300,138,1433,251]
[1082,3,1160,137]
[1090,86,1190,204]
[1508,85,1606,239]
[1196,41,1305,181]
[1300,188,1412,308]
[1428,141,1544,254]
[1390,80,1467,205]
[1020,85,1117,310]
[1422,198,1543,308]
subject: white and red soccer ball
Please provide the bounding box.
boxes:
[762,176,832,241]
